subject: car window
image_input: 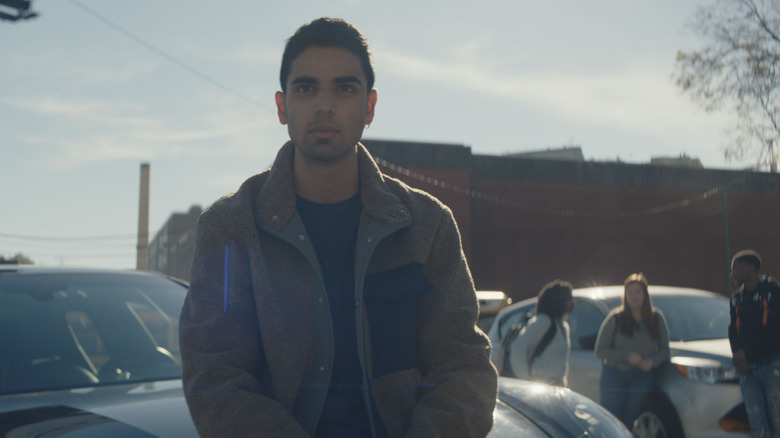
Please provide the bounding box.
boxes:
[127,298,181,358]
[651,295,730,341]
[598,294,729,342]
[0,272,187,395]
[568,298,606,351]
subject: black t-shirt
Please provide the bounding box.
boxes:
[297,193,376,438]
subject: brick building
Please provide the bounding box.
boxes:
[148,205,202,282]
[363,139,780,302]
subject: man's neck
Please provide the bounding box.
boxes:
[743,276,761,292]
[293,149,359,204]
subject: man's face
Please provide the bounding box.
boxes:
[275,46,377,164]
[731,260,750,287]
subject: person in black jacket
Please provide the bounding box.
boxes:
[728,249,780,438]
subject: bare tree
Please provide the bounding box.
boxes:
[0,253,34,264]
[674,0,779,172]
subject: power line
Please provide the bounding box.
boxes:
[375,158,725,219]
[0,220,201,243]
[68,0,270,110]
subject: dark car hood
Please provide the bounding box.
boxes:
[497,377,631,437]
[0,380,197,437]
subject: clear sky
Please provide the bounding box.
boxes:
[1,0,738,269]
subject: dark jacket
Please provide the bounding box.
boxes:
[729,275,780,364]
[179,142,498,438]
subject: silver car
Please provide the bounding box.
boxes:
[488,285,750,438]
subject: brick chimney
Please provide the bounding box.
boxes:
[136,162,150,270]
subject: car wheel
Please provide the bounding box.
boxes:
[631,395,685,438]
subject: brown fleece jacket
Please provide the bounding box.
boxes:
[179,142,497,438]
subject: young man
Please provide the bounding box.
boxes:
[178,18,497,438]
[728,249,780,437]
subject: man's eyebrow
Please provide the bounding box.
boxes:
[290,76,317,85]
[334,76,363,86]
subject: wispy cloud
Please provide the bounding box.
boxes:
[375,49,726,134]
[1,49,158,86]
[214,41,282,67]
[2,94,277,167]
[3,95,155,129]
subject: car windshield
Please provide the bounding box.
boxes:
[0,271,187,395]
[604,294,730,342]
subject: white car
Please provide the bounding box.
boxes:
[477,290,512,333]
[488,285,750,438]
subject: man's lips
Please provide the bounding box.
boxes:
[309,123,339,137]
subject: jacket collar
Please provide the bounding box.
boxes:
[252,141,411,231]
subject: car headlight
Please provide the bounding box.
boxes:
[671,356,738,384]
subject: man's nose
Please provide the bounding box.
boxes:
[315,94,335,114]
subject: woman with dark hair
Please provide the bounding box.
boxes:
[595,273,670,429]
[508,279,575,386]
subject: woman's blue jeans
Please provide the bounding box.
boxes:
[599,364,653,429]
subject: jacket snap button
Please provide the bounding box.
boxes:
[319,366,325,372]
[298,234,305,240]
[272,215,279,222]
[366,235,374,243]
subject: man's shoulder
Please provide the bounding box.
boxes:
[760,276,780,293]
[379,172,449,214]
[201,172,269,222]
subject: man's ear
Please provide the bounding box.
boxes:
[364,89,377,125]
[275,91,288,125]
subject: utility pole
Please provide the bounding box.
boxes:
[722,186,731,295]
[137,163,150,270]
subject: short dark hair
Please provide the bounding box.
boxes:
[732,249,762,271]
[279,17,375,93]
[535,280,574,319]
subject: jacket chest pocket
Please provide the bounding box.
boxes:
[364,263,431,377]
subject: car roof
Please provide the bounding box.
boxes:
[498,284,725,316]
[2,264,124,274]
[477,290,512,314]
[0,265,179,280]
[573,284,723,299]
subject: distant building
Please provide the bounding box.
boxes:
[362,138,780,300]
[650,154,703,168]
[148,205,202,282]
[507,146,585,162]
